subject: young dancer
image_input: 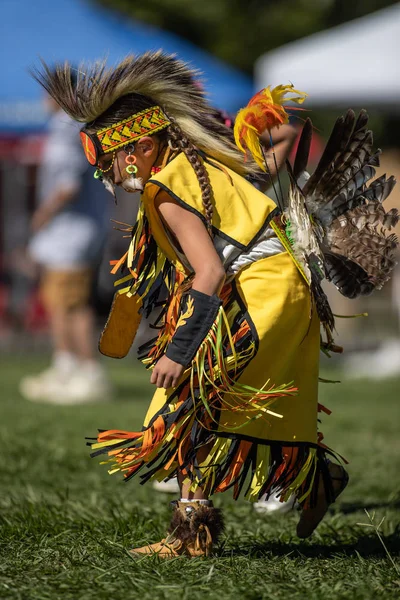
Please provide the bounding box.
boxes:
[33,52,397,557]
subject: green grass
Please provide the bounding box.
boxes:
[1,355,400,600]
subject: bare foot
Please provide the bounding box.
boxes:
[296,463,349,539]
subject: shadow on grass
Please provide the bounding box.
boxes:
[221,532,400,559]
[335,500,400,515]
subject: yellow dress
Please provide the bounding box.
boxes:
[91,153,338,505]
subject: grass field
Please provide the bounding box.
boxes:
[1,355,400,600]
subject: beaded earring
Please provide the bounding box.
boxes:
[125,153,138,175]
[122,144,144,192]
[93,152,116,180]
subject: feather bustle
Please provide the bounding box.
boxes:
[295,108,398,299]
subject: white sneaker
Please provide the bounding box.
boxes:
[19,367,64,402]
[152,478,180,494]
[20,363,112,405]
[49,365,113,405]
[253,494,297,515]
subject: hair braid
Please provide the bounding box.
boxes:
[168,122,214,234]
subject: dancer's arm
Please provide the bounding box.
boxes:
[155,192,225,295]
[150,191,225,388]
[256,124,297,191]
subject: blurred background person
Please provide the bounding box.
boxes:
[19,79,112,404]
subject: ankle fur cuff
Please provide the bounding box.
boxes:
[168,503,224,546]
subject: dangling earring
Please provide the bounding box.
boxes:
[122,144,144,192]
[125,152,138,175]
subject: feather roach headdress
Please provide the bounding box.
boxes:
[31,51,256,176]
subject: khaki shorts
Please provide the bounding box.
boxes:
[40,268,93,311]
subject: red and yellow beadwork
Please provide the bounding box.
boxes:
[80,105,171,165]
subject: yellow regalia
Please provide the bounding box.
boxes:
[94,151,338,505]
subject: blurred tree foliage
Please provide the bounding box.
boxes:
[98,0,398,73]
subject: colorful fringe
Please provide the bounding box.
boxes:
[91,204,342,506]
[110,203,176,316]
[90,408,341,507]
[89,276,342,505]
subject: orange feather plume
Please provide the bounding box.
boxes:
[234,84,307,170]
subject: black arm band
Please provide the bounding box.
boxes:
[165,289,222,367]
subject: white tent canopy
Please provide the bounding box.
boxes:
[255,3,400,108]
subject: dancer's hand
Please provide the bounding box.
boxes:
[151,355,184,389]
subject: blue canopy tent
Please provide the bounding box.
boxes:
[0,0,253,134]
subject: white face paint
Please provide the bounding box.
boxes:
[121,176,144,193]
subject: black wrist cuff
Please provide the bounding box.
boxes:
[165,289,222,367]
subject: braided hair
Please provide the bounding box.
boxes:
[168,122,214,234]
[86,93,216,233]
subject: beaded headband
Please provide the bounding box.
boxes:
[80,105,171,166]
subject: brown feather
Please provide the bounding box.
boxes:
[293,107,397,299]
[313,109,356,195]
[303,115,346,196]
[361,174,396,204]
[352,109,369,135]
[327,209,398,291]
[323,250,373,298]
[317,131,375,202]
[303,111,373,205]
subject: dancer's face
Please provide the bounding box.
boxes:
[97,136,160,194]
